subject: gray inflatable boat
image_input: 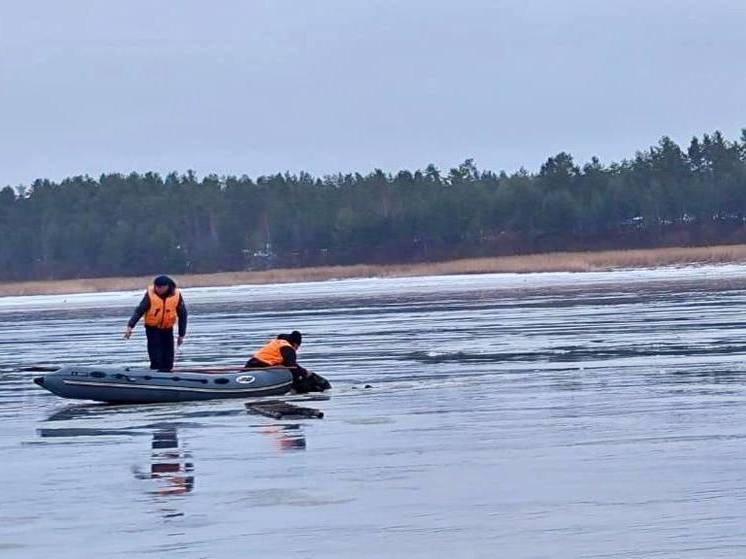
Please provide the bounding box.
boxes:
[33,365,294,404]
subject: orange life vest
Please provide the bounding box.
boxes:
[143,286,180,329]
[252,338,293,366]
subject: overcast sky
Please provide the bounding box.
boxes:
[1,0,745,187]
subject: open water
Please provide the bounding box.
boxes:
[2,266,746,558]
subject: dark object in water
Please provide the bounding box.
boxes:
[293,371,332,393]
[21,365,61,372]
[246,401,324,420]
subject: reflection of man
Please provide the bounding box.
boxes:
[260,424,307,451]
[134,428,194,496]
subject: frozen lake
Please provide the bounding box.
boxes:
[2,266,746,558]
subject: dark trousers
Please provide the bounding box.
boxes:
[244,357,267,369]
[145,326,175,371]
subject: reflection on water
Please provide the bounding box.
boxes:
[260,424,306,452]
[44,404,108,422]
[134,428,195,498]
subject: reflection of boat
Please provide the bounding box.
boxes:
[33,365,293,403]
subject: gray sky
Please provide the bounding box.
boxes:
[1,0,745,187]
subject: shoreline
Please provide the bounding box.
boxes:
[3,244,746,297]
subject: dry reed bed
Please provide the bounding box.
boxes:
[3,244,746,297]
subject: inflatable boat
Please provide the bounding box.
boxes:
[33,365,294,404]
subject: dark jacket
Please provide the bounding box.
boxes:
[275,333,302,368]
[128,280,188,337]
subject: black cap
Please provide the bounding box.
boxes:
[288,330,302,346]
[153,275,172,287]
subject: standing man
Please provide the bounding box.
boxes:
[124,275,187,371]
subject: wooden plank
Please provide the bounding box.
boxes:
[246,401,324,419]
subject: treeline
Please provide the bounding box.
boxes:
[2,130,746,281]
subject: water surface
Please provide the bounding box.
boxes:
[2,266,746,558]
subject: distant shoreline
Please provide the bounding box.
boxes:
[3,244,746,297]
